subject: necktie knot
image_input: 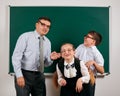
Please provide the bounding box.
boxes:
[38,36,44,40]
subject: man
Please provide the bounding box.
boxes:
[75,30,104,96]
[12,17,59,96]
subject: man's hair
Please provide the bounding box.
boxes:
[37,16,51,23]
[88,30,102,46]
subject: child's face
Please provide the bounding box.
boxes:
[84,34,95,47]
[61,44,75,61]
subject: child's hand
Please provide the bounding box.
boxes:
[76,78,83,93]
[59,78,67,86]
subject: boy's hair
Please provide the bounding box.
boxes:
[88,30,102,46]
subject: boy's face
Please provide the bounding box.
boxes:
[84,34,96,47]
[61,44,75,61]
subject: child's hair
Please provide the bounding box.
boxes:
[88,30,102,46]
[60,43,75,52]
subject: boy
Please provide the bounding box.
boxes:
[75,30,104,96]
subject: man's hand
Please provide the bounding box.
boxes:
[17,77,25,88]
[50,51,61,60]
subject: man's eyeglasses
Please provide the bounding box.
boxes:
[84,35,94,40]
[39,21,51,29]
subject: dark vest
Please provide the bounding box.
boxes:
[58,58,82,79]
[58,58,90,96]
[58,58,83,91]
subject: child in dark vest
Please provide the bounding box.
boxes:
[56,43,90,96]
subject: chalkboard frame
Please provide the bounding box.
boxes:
[9,6,109,75]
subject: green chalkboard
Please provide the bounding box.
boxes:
[9,6,109,74]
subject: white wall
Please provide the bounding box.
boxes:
[0,0,120,96]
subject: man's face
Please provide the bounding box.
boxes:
[36,19,51,36]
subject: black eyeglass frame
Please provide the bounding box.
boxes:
[39,21,51,29]
[84,35,95,40]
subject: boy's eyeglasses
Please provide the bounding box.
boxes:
[84,35,94,40]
